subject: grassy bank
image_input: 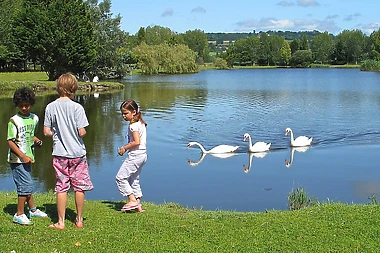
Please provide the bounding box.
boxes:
[0,72,124,92]
[0,191,379,252]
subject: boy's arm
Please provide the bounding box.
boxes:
[43,126,53,137]
[7,140,34,163]
[78,128,86,138]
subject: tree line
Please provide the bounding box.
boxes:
[1,0,379,79]
[218,29,380,69]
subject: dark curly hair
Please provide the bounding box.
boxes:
[13,87,36,107]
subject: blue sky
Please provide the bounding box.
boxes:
[110,0,379,35]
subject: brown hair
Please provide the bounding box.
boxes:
[56,73,78,99]
[120,99,147,126]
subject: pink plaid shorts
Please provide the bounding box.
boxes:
[53,156,94,193]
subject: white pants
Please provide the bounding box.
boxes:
[115,152,147,199]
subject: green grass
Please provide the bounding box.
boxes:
[0,72,124,93]
[1,191,380,252]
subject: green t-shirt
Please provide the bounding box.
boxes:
[7,113,39,163]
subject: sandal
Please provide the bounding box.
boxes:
[121,203,139,212]
[74,217,84,229]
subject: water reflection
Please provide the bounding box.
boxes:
[187,152,237,166]
[243,152,269,173]
[285,146,310,168]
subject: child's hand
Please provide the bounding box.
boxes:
[22,155,35,164]
[31,140,43,148]
[118,146,126,156]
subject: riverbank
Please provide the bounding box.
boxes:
[0,191,378,252]
[0,72,124,93]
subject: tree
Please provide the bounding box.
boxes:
[0,0,22,70]
[132,42,198,74]
[334,29,366,64]
[86,0,129,79]
[310,32,334,64]
[369,29,380,60]
[180,29,210,64]
[289,50,313,67]
[13,0,96,80]
[280,40,291,66]
[290,39,301,55]
[300,35,309,50]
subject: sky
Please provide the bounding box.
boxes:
[110,0,380,36]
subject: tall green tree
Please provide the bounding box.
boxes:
[310,32,334,64]
[86,0,129,79]
[13,0,96,80]
[369,29,380,60]
[334,29,366,64]
[180,29,210,64]
[300,35,309,50]
[0,0,22,70]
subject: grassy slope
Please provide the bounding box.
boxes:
[0,191,379,252]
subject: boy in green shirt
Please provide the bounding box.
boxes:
[7,87,48,225]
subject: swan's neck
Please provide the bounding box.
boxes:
[247,135,253,150]
[194,142,207,153]
[289,130,295,143]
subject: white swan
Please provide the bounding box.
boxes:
[285,128,312,147]
[285,146,310,167]
[187,141,239,154]
[243,133,271,152]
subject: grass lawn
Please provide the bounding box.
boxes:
[0,191,379,252]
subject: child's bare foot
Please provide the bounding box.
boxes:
[75,217,84,229]
[48,223,64,230]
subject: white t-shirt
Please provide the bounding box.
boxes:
[128,121,147,155]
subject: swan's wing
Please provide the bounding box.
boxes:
[209,145,239,153]
[251,142,271,152]
[293,136,312,146]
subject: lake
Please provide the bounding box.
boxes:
[1,68,380,212]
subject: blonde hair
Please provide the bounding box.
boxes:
[120,99,147,126]
[57,73,78,98]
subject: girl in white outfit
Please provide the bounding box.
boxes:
[115,100,147,212]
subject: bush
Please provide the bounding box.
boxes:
[214,57,229,69]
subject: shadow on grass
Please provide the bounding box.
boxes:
[101,200,124,211]
[2,203,80,224]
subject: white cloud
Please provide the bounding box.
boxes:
[297,0,320,7]
[359,22,380,35]
[276,1,295,7]
[191,6,206,13]
[161,8,174,17]
[235,16,341,34]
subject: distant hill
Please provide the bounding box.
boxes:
[206,30,325,43]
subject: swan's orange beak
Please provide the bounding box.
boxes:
[243,136,247,141]
[285,131,288,136]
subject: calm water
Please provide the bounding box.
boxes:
[1,68,380,212]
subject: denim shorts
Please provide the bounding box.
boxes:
[10,163,33,195]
